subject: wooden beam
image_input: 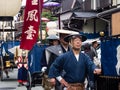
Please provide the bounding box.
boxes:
[0,29,17,32]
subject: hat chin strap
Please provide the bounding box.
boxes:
[72,47,80,51]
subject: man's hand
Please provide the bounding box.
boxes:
[94,68,101,75]
[48,78,56,86]
[60,78,69,87]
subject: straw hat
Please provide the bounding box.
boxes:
[64,34,87,42]
[47,29,79,35]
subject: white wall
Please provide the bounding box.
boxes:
[83,19,107,33]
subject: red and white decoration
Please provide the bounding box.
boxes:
[20,0,43,50]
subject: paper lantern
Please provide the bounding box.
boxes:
[0,0,22,16]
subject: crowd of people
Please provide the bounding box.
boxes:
[41,30,101,90]
[0,29,102,90]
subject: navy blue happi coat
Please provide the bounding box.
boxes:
[48,50,96,83]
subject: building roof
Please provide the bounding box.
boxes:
[59,0,81,14]
[72,12,97,19]
[60,11,97,21]
[97,7,120,18]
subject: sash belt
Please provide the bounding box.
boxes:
[66,83,84,90]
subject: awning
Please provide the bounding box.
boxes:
[60,12,73,21]
[72,12,97,19]
[97,7,120,18]
[60,11,97,21]
[60,12,98,20]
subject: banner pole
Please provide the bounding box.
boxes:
[39,0,43,43]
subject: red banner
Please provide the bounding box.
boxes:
[20,0,43,50]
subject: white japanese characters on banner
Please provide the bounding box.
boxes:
[24,25,36,40]
[26,9,38,22]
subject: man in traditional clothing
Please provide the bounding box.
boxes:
[45,30,79,73]
[15,46,29,86]
[46,34,60,46]
[42,34,60,90]
[45,33,70,74]
[48,34,101,90]
[14,33,29,86]
[89,40,100,90]
[43,30,79,90]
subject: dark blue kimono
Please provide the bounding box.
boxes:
[48,50,96,83]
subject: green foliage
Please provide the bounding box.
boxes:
[42,11,57,21]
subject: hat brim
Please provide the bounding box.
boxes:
[64,34,87,42]
[46,35,59,40]
[47,29,79,35]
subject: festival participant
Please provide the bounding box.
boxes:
[15,48,28,87]
[48,33,101,90]
[43,30,78,90]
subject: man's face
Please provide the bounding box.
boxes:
[70,37,82,50]
[93,41,98,49]
[60,34,69,45]
[95,42,98,48]
[52,40,59,45]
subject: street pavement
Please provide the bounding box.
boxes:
[0,69,88,90]
[16,86,44,90]
[0,69,44,90]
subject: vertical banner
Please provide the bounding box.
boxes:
[20,0,43,50]
[101,38,120,76]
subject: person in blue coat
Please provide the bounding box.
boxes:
[44,33,71,90]
[48,34,101,90]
